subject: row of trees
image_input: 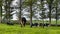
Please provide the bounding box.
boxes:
[0,0,13,23]
[0,0,60,27]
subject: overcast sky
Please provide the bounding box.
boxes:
[11,0,46,20]
[11,0,18,20]
[11,0,51,20]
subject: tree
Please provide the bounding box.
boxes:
[50,0,59,26]
[0,0,3,23]
[4,0,13,23]
[24,0,37,27]
[46,0,54,26]
[18,0,22,27]
[54,0,59,26]
[39,0,44,28]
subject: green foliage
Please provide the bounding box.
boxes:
[0,0,3,6]
[46,0,54,4]
[23,0,37,6]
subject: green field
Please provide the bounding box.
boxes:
[0,24,60,34]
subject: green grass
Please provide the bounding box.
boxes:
[0,24,60,34]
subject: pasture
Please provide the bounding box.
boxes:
[0,23,60,34]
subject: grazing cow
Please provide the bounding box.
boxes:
[57,24,60,26]
[39,23,49,27]
[7,22,14,25]
[43,23,49,27]
[51,24,60,26]
[51,24,56,26]
[21,17,26,27]
[31,23,38,27]
[39,23,43,26]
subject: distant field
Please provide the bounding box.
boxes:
[0,24,60,34]
[32,20,60,24]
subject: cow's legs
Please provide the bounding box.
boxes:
[23,21,26,27]
[21,21,24,27]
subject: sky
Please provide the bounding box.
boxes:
[11,0,18,20]
[11,0,48,20]
[11,0,39,20]
[11,0,56,20]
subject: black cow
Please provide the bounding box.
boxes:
[43,23,49,27]
[31,23,38,27]
[21,17,26,27]
[7,22,14,25]
[51,24,60,26]
[39,23,49,27]
[39,23,43,26]
[57,24,60,26]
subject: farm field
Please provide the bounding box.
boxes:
[0,23,60,34]
[0,0,60,34]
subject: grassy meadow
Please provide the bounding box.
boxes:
[0,24,60,34]
[0,20,60,34]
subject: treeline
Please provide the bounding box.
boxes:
[0,0,60,27]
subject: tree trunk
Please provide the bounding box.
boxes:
[30,0,32,27]
[0,17,1,23]
[49,5,51,26]
[42,18,44,28]
[41,0,44,28]
[19,0,22,27]
[5,0,8,23]
[42,11,44,28]
[30,5,32,27]
[56,6,58,26]
[0,6,2,23]
[8,2,11,22]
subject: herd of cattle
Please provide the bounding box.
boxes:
[6,17,60,27]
